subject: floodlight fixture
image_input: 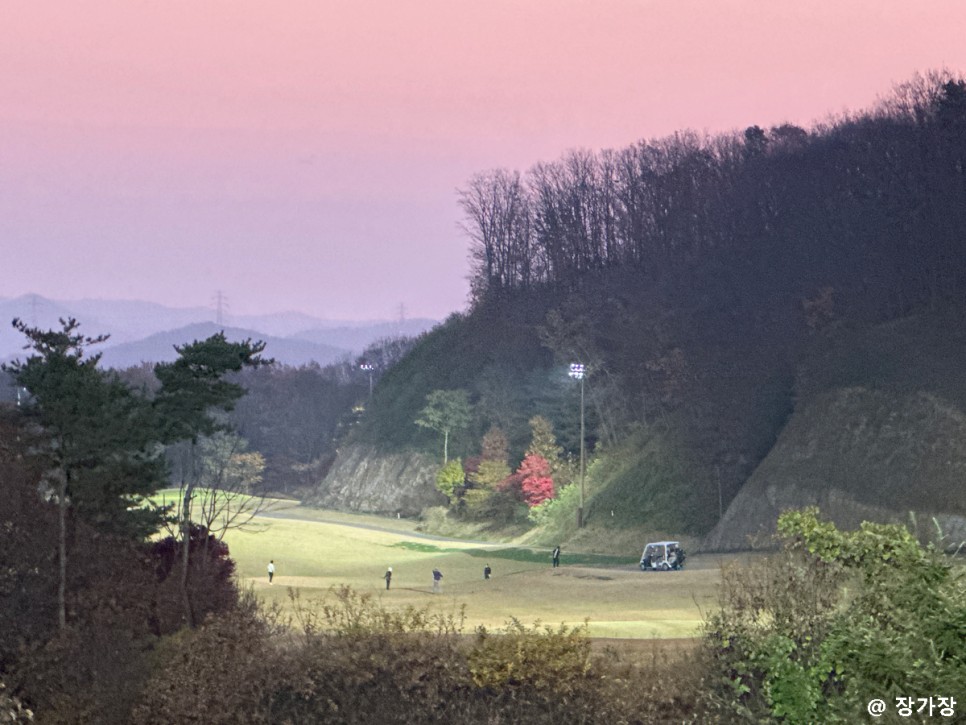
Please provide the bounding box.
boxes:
[359,361,376,398]
[569,362,586,527]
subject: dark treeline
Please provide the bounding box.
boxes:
[229,363,362,490]
[461,71,966,322]
[228,334,420,492]
[106,335,420,494]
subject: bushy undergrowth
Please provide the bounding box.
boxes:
[703,508,966,723]
[468,619,592,691]
[130,595,279,724]
[133,586,708,724]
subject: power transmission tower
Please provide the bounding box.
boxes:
[212,291,230,326]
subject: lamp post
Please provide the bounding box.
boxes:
[569,363,586,528]
[360,362,375,399]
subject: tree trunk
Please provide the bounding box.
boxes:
[200,523,210,577]
[180,481,195,628]
[57,469,67,631]
[443,430,449,464]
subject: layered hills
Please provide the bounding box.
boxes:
[0,295,436,368]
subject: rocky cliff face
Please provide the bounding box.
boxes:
[703,387,966,551]
[308,444,445,516]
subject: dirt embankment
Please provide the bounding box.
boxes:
[704,387,966,551]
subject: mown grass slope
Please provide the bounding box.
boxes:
[222,506,720,638]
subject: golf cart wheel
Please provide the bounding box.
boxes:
[659,562,670,571]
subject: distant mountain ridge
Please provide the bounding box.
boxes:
[0,295,438,367]
[290,319,441,352]
[97,322,349,369]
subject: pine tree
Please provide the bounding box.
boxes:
[5,317,167,628]
[153,332,269,627]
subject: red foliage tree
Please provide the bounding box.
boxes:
[516,453,555,507]
[522,475,555,507]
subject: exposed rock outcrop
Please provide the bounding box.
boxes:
[703,387,966,551]
[308,444,445,516]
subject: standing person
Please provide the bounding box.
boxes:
[432,567,443,593]
[552,546,561,568]
[384,566,393,590]
[267,560,275,584]
[483,564,492,580]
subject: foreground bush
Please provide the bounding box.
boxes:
[2,516,242,724]
[704,508,966,722]
[469,619,592,691]
[134,586,707,724]
[130,595,276,724]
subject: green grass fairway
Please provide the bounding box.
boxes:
[223,506,720,639]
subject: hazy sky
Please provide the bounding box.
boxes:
[2,1,965,320]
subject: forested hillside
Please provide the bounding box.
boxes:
[332,72,966,539]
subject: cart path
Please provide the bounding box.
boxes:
[254,506,507,548]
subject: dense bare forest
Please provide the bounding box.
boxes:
[460,72,966,318]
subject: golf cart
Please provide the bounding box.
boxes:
[639,541,686,571]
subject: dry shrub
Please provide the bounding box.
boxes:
[469,619,592,691]
[270,589,708,724]
[130,593,277,725]
[123,585,713,723]
[266,586,471,722]
[591,642,716,724]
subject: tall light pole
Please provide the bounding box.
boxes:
[569,363,586,528]
[360,361,375,399]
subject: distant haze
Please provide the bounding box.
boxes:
[2,2,966,319]
[0,294,437,367]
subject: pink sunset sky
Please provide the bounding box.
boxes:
[2,1,965,321]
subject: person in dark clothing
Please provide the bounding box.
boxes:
[384,566,392,590]
[483,564,492,580]
[552,546,561,568]
[432,567,443,593]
